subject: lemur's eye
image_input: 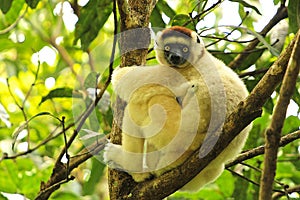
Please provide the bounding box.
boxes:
[183,47,189,53]
[164,45,170,51]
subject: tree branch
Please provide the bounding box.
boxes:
[49,37,84,88]
[35,1,119,198]
[226,130,300,168]
[108,0,156,199]
[272,185,300,199]
[259,29,300,200]
[120,29,298,200]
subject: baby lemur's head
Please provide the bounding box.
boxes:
[155,26,204,68]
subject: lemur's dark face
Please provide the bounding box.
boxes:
[163,43,190,66]
[155,26,203,68]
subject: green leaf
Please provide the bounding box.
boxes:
[247,29,280,56]
[84,72,99,89]
[230,26,280,56]
[0,193,8,200]
[0,102,11,127]
[82,158,106,195]
[0,0,24,25]
[170,14,194,30]
[0,0,13,13]
[232,168,250,199]
[156,0,176,19]
[276,162,300,179]
[210,51,235,65]
[49,192,80,200]
[264,97,274,114]
[216,171,235,196]
[25,0,40,8]
[74,0,113,51]
[239,48,265,71]
[282,116,300,134]
[0,160,18,193]
[0,158,42,198]
[39,87,81,105]
[12,112,57,150]
[288,0,300,34]
[229,0,261,15]
[292,87,300,110]
[0,38,16,51]
[150,6,165,28]
[244,109,270,149]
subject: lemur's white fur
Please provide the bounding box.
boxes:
[104,26,251,191]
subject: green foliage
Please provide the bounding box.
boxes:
[151,0,177,28]
[171,14,194,30]
[171,171,235,199]
[0,0,24,27]
[0,0,40,13]
[25,0,40,8]
[39,87,77,105]
[232,169,251,199]
[288,0,300,34]
[157,0,176,19]
[171,14,190,25]
[151,6,166,28]
[51,191,81,200]
[238,48,265,71]
[82,158,106,195]
[273,0,281,5]
[0,0,13,14]
[229,0,261,15]
[282,116,300,135]
[84,72,99,89]
[74,0,113,51]
[0,158,52,199]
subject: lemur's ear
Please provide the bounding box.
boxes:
[191,31,202,44]
[196,35,201,43]
[154,31,163,47]
[196,34,205,44]
[155,31,163,41]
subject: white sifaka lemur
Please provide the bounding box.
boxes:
[104,26,252,191]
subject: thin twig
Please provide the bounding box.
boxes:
[230,162,289,191]
[24,60,41,149]
[37,176,75,196]
[87,49,96,72]
[227,168,260,188]
[228,5,288,69]
[61,116,70,180]
[35,0,119,199]
[0,122,75,161]
[204,35,256,43]
[272,185,300,199]
[6,76,30,149]
[0,6,28,34]
[210,47,267,55]
[239,68,269,78]
[183,0,223,27]
[226,130,300,168]
[49,37,84,88]
[205,11,249,48]
[227,168,283,193]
